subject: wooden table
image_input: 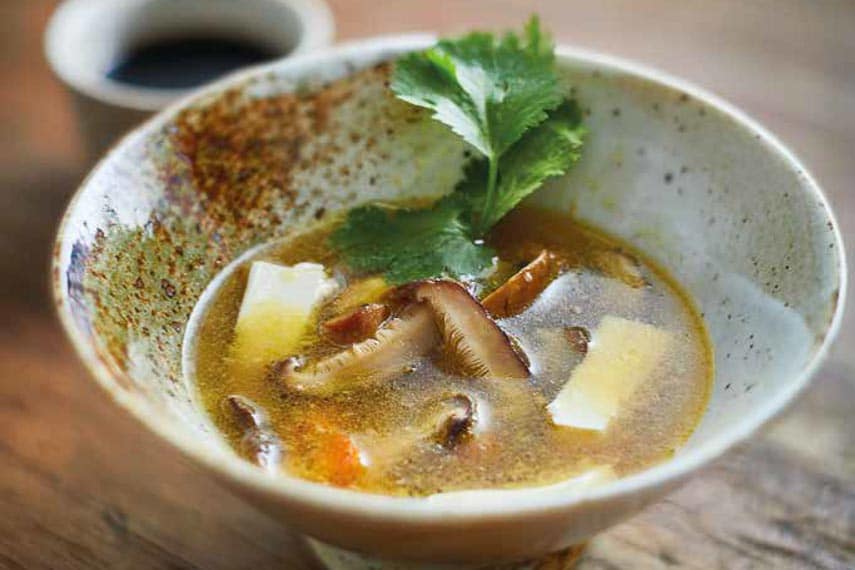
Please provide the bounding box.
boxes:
[1,1,852,567]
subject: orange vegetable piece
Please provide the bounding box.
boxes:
[316,431,363,487]
[296,409,364,487]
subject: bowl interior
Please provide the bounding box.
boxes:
[54,37,844,521]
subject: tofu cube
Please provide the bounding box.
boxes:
[548,316,671,431]
[232,261,338,369]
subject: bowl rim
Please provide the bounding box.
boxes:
[52,33,847,523]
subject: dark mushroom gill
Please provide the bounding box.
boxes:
[273,304,439,395]
[397,280,530,379]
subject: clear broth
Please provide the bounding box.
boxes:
[190,207,712,496]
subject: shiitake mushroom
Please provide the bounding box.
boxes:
[394,279,530,379]
[321,302,390,345]
[272,304,439,395]
[431,393,478,449]
[223,395,283,471]
[482,249,564,318]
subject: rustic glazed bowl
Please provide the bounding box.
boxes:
[53,35,846,567]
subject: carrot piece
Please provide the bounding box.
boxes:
[317,432,363,487]
[296,410,364,487]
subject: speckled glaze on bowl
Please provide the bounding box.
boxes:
[52,35,846,566]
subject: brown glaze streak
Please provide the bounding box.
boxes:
[170,63,391,229]
[77,64,404,397]
[172,89,308,222]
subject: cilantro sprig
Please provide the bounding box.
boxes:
[329,196,493,284]
[331,17,586,283]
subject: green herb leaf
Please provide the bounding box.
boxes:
[330,198,495,284]
[392,17,560,158]
[392,16,564,235]
[330,17,586,284]
[472,100,586,230]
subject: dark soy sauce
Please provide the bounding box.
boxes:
[107,36,280,89]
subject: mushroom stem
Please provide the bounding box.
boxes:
[273,304,439,395]
[223,395,283,471]
[321,303,390,345]
[482,249,563,318]
[356,393,482,472]
[564,326,591,354]
[432,393,478,448]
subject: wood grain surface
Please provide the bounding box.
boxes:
[1,1,853,568]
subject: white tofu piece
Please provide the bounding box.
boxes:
[232,261,338,368]
[548,316,671,431]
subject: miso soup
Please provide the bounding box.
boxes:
[188,207,712,496]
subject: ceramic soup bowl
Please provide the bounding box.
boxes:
[53,36,846,567]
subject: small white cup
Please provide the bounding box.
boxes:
[45,0,334,160]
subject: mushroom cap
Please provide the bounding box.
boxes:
[394,279,530,379]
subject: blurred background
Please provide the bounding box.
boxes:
[1,1,852,568]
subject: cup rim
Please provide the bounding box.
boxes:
[44,0,334,112]
[52,34,847,524]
